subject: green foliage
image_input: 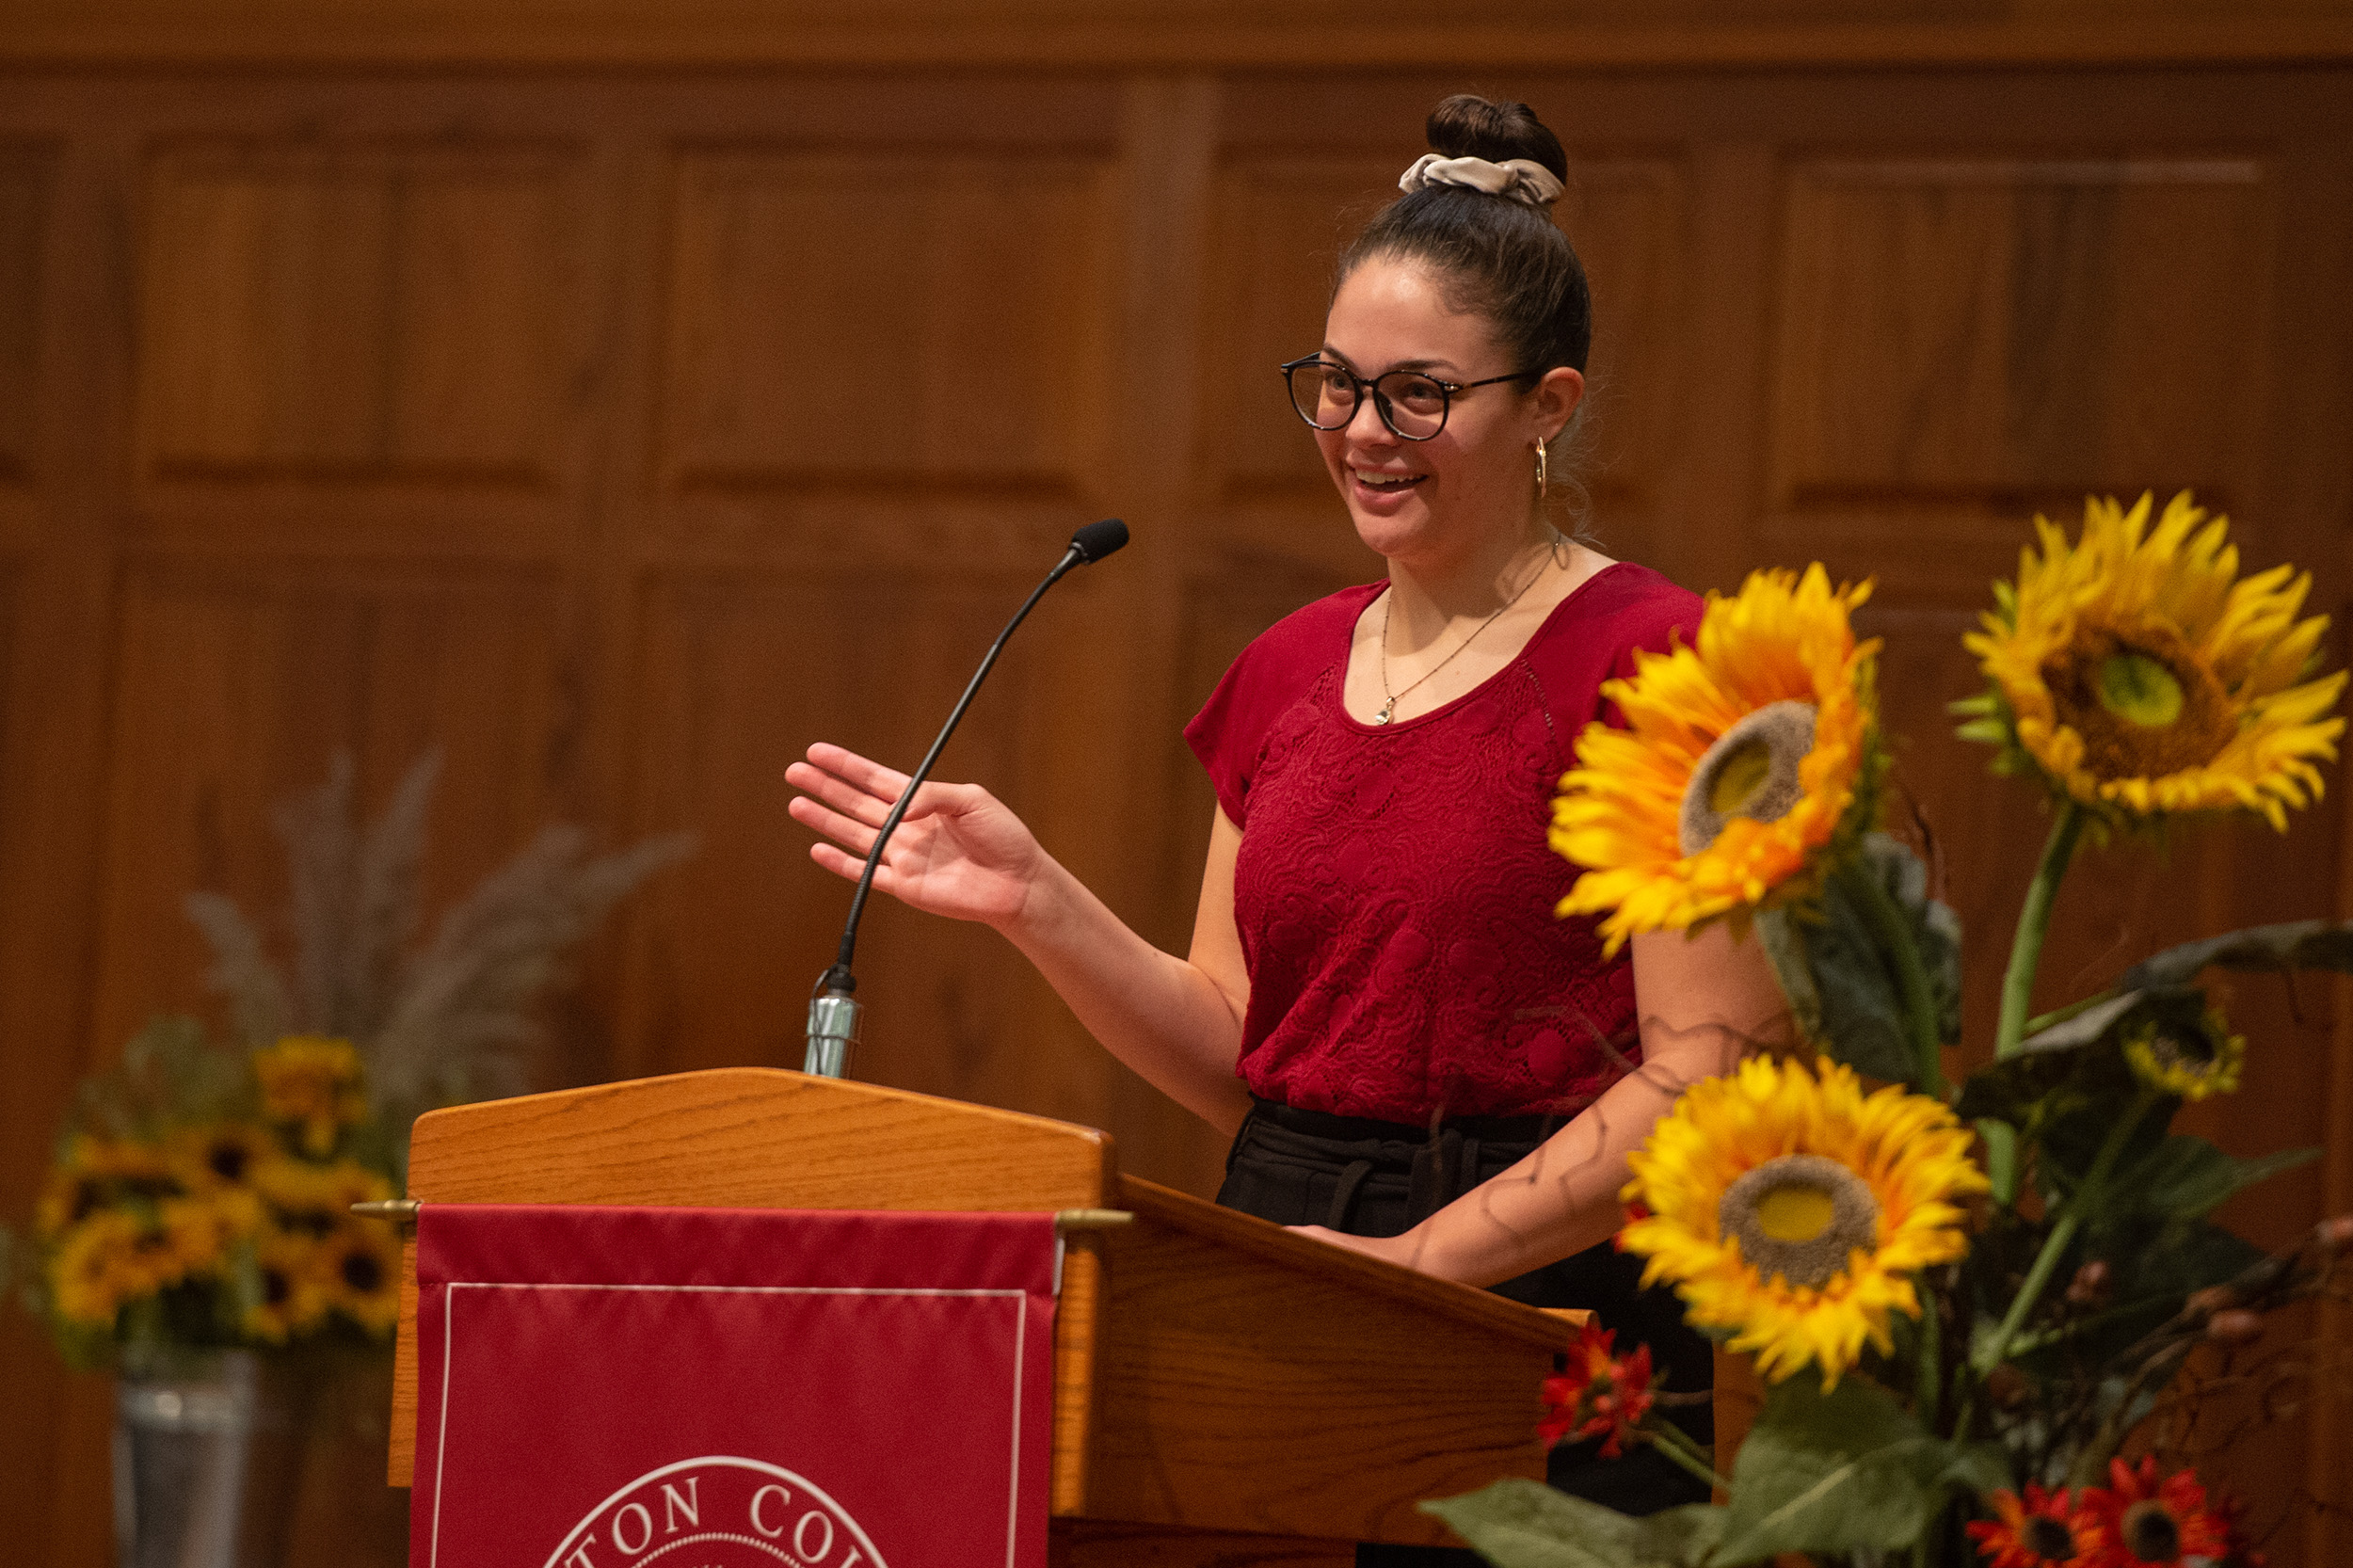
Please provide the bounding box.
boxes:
[1718,1373,2002,1565]
[1756,834,1961,1088]
[2120,918,2353,990]
[1433,546,2347,1567]
[60,1016,253,1148]
[2071,1214,2264,1351]
[1420,1480,1725,1568]
[2112,1138,2316,1223]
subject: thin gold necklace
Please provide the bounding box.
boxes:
[1372,550,1552,726]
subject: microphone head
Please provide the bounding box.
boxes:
[1069,519,1129,564]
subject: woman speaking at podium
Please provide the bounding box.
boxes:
[789,94,1787,1562]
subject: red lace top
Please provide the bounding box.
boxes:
[1184,562,1703,1124]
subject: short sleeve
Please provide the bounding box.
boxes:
[1602,584,1701,728]
[1182,584,1375,831]
[1184,651,1261,828]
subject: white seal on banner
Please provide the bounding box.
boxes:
[542,1456,888,1568]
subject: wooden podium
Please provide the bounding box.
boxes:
[385,1067,1572,1564]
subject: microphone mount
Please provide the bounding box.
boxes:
[805,519,1130,1078]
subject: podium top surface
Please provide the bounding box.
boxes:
[402,1064,1564,1350]
[406,1064,1116,1213]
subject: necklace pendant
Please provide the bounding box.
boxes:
[1372,700,1395,726]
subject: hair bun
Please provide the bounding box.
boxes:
[1426,95,1567,186]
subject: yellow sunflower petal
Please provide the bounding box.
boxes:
[1618,1055,1985,1387]
[1553,567,1880,952]
[1961,491,2344,831]
[252,1035,370,1156]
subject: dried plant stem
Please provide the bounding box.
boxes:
[2072,1213,2352,1484]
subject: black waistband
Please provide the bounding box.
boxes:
[1244,1096,1566,1149]
[1231,1096,1569,1231]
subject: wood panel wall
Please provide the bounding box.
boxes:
[0,25,2348,1567]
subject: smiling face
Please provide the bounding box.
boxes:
[1314,255,1582,574]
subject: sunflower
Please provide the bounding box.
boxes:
[1553,566,1880,954]
[314,1220,403,1336]
[171,1122,275,1191]
[1959,492,2345,831]
[252,1156,392,1238]
[252,1035,368,1157]
[244,1227,329,1344]
[1619,1054,1986,1386]
[1969,1482,2097,1568]
[35,1136,183,1239]
[1538,1318,1656,1458]
[2077,1457,2228,1568]
[47,1210,187,1327]
[158,1189,262,1276]
[2121,1007,2245,1102]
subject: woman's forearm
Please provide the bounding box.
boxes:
[1365,922,1785,1286]
[1385,1059,1692,1287]
[996,854,1254,1133]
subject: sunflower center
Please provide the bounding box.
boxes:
[2121,1499,2181,1562]
[1755,1183,1836,1242]
[341,1252,383,1293]
[2041,622,2234,782]
[1718,1153,1881,1290]
[2146,1029,2217,1073]
[2023,1516,2076,1561]
[2099,651,2185,728]
[1679,701,1818,855]
[1710,744,1774,816]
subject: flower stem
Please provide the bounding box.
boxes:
[1643,1419,1732,1494]
[1834,859,1947,1099]
[1995,802,2084,1061]
[1915,1272,1942,1430]
[1970,1085,2158,1378]
[1985,802,2085,1203]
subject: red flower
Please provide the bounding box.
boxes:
[2077,1457,2230,1567]
[1967,1482,2096,1567]
[1538,1319,1655,1458]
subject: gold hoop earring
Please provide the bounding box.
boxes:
[1533,439,1548,497]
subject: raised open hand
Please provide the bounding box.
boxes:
[784,743,1048,929]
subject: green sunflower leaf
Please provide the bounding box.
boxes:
[1419,1479,1726,1567]
[2119,919,2353,990]
[1955,986,2198,1134]
[1941,1440,2016,1501]
[1760,835,1961,1088]
[1753,907,1824,1041]
[2029,1214,2270,1369]
[2109,1135,2317,1222]
[1717,1373,1957,1562]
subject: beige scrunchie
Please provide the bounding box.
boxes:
[1399,153,1564,209]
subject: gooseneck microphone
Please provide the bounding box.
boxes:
[805,519,1131,1078]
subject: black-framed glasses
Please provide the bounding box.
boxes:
[1279,355,1538,441]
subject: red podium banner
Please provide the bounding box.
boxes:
[409,1205,1059,1568]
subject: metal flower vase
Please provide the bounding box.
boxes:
[113,1350,303,1568]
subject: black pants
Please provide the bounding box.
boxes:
[1214,1097,1711,1567]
